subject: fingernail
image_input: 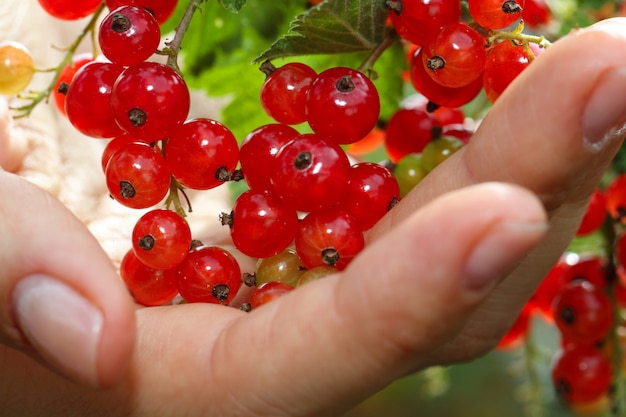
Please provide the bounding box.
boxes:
[12,274,103,386]
[464,220,548,295]
[582,67,626,153]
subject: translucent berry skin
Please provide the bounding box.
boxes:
[522,0,551,27]
[53,53,93,116]
[255,249,306,287]
[165,118,239,190]
[132,209,192,270]
[384,107,436,162]
[239,124,300,191]
[120,249,179,306]
[101,134,149,172]
[338,162,400,230]
[551,345,612,405]
[65,62,126,139]
[387,0,461,46]
[111,62,190,141]
[0,42,34,96]
[295,208,365,271]
[410,47,483,108]
[552,280,613,346]
[260,62,317,125]
[106,0,178,24]
[98,6,161,66]
[606,173,626,224]
[306,67,380,144]
[105,141,171,209]
[482,41,531,103]
[394,153,427,198]
[228,190,299,259]
[249,282,294,310]
[421,136,464,173]
[270,134,351,212]
[38,0,102,20]
[423,22,487,88]
[468,0,524,30]
[576,188,606,236]
[176,246,242,305]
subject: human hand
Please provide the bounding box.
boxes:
[1,6,626,417]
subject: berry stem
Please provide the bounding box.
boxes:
[11,2,105,118]
[357,28,399,76]
[161,0,206,73]
[165,176,192,218]
[488,21,552,49]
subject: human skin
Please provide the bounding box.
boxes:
[1,3,626,416]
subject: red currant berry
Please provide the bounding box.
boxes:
[552,280,614,346]
[120,249,179,306]
[65,62,126,138]
[387,0,461,46]
[306,67,380,144]
[53,53,93,117]
[223,189,299,259]
[606,173,626,224]
[38,0,102,20]
[468,0,524,30]
[423,22,487,88]
[239,124,300,191]
[270,133,351,212]
[522,0,551,28]
[551,345,612,405]
[410,47,483,108]
[105,141,171,209]
[576,188,607,236]
[384,107,436,162]
[260,61,317,125]
[176,245,242,304]
[338,162,400,230]
[616,233,626,268]
[98,6,161,66]
[249,281,295,310]
[295,208,365,271]
[101,134,149,172]
[106,0,178,24]
[132,209,192,270]
[482,40,531,103]
[111,62,190,141]
[165,118,240,190]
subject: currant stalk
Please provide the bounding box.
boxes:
[159,0,207,73]
[487,21,552,51]
[11,2,105,118]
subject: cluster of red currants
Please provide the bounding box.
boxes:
[497,174,626,410]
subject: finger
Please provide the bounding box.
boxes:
[175,183,545,416]
[370,18,626,361]
[0,171,135,387]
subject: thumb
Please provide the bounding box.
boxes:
[0,170,135,387]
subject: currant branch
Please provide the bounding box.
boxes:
[357,27,399,77]
[487,21,552,49]
[160,0,207,74]
[10,2,106,119]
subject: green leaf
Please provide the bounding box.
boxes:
[253,0,389,63]
[217,0,247,13]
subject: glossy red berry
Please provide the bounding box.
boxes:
[551,345,612,404]
[98,6,161,66]
[165,118,239,190]
[522,0,551,27]
[606,173,626,224]
[387,0,461,46]
[239,124,300,191]
[65,62,126,138]
[249,281,295,310]
[306,67,380,144]
[53,53,93,117]
[338,162,400,230]
[224,189,299,259]
[468,0,524,30]
[295,208,365,271]
[260,62,317,125]
[270,133,351,212]
[423,22,487,88]
[111,62,190,141]
[38,0,102,20]
[384,107,436,162]
[106,0,178,24]
[105,141,171,209]
[120,249,179,306]
[482,40,531,103]
[552,280,613,346]
[176,245,242,305]
[576,188,607,236]
[132,209,192,270]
